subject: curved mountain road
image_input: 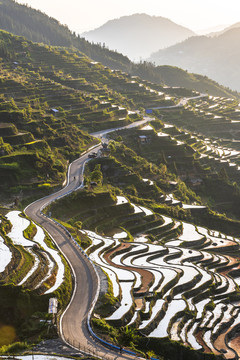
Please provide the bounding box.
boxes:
[25,97,205,357]
[25,119,150,360]
[149,93,207,110]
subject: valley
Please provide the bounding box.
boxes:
[1,2,240,360]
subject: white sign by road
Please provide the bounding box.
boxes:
[48,297,58,314]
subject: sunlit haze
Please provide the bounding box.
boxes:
[15,0,240,34]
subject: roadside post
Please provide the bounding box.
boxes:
[48,297,58,324]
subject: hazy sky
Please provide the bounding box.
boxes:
[15,0,240,34]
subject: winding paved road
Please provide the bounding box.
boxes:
[24,118,151,360]
[25,95,205,357]
[149,93,208,110]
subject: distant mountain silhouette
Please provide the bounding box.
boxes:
[196,24,229,36]
[82,13,195,61]
[208,22,240,37]
[0,0,237,97]
[0,0,131,70]
[149,27,240,91]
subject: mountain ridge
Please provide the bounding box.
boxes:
[208,21,240,37]
[0,0,238,98]
[149,27,240,91]
[82,13,195,60]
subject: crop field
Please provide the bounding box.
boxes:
[0,211,65,294]
[85,211,240,357]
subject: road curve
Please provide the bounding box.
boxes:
[149,93,208,110]
[24,120,151,360]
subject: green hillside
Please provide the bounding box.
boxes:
[0,30,173,202]
[0,29,240,217]
[149,27,240,91]
[2,25,240,359]
[0,0,238,98]
[0,0,130,70]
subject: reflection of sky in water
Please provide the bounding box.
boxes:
[6,211,65,293]
[0,235,12,272]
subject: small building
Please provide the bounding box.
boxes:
[168,181,178,188]
[188,178,203,187]
[139,135,149,144]
[146,109,153,114]
[102,142,108,149]
[51,108,59,114]
[100,143,111,156]
[90,181,98,188]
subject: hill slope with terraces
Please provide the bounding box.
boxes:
[1,28,240,358]
[2,29,236,205]
[0,0,238,97]
[46,182,240,359]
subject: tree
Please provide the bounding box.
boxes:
[90,164,103,184]
[119,326,138,346]
[218,167,228,183]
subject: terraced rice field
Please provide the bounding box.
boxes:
[0,211,65,294]
[84,212,240,358]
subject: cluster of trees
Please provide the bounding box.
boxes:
[0,0,130,70]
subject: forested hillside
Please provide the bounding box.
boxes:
[149,27,240,91]
[0,0,238,98]
[83,13,195,60]
[0,0,131,69]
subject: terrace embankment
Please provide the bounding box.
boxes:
[104,243,154,295]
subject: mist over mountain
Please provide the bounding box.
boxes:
[0,0,132,70]
[0,0,237,98]
[149,27,240,91]
[208,22,240,37]
[196,24,229,36]
[82,13,195,61]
